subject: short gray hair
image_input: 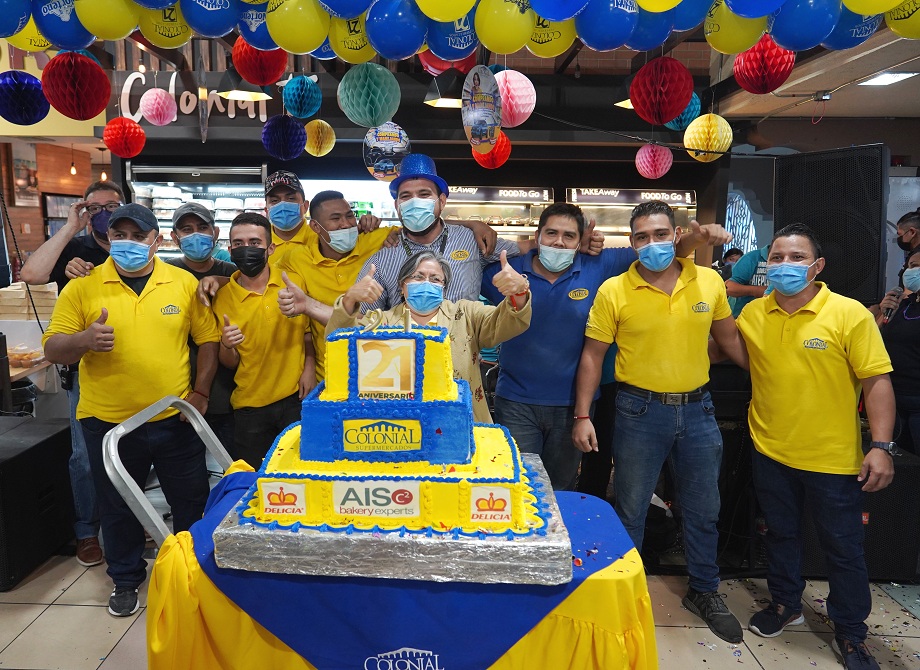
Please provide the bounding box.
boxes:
[396,251,452,289]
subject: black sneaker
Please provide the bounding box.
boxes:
[748,601,805,637]
[836,638,880,670]
[108,586,139,617]
[682,588,743,643]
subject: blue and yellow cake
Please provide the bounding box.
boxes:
[236,325,549,538]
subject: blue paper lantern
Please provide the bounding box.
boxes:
[366,0,428,61]
[768,0,841,50]
[310,37,337,60]
[488,63,507,75]
[531,0,590,21]
[0,71,50,125]
[31,0,95,50]
[664,92,701,131]
[426,7,478,61]
[821,7,881,49]
[318,0,372,19]
[237,1,278,50]
[283,75,322,119]
[180,0,240,38]
[575,0,639,51]
[624,7,673,51]
[0,0,31,39]
[672,0,711,30]
[262,114,306,161]
[58,48,102,67]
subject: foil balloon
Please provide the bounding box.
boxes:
[461,65,502,155]
[363,121,411,181]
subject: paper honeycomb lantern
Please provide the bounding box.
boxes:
[635,143,673,179]
[494,70,536,128]
[283,75,322,119]
[472,131,511,169]
[337,62,401,128]
[41,52,111,121]
[733,34,795,95]
[629,57,694,126]
[684,113,733,162]
[138,88,177,126]
[104,117,147,158]
[232,38,289,86]
[262,114,306,161]
[305,118,336,156]
[664,92,701,132]
[0,71,50,126]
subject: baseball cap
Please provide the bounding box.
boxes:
[109,203,159,232]
[265,170,305,198]
[172,201,215,227]
[389,154,449,199]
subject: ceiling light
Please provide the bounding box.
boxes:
[70,143,76,175]
[424,69,465,108]
[217,66,272,101]
[858,72,919,86]
[614,74,636,110]
[98,147,107,181]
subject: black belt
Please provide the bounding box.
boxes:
[618,383,708,406]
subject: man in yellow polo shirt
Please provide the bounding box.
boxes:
[572,200,747,644]
[212,212,314,468]
[42,204,219,618]
[735,224,894,670]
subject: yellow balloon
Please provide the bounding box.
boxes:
[886,0,920,38]
[138,4,192,49]
[266,0,330,55]
[75,0,140,41]
[527,17,576,58]
[475,0,536,55]
[5,17,51,52]
[704,0,765,55]
[637,0,682,11]
[684,113,733,163]
[329,15,376,64]
[306,119,336,157]
[416,0,476,22]
[845,0,901,15]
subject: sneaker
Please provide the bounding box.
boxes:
[682,588,743,643]
[75,537,104,567]
[107,586,139,617]
[748,601,805,637]
[836,638,880,670]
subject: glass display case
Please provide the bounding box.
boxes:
[567,188,697,247]
[442,186,553,245]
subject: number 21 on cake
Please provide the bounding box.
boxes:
[357,339,415,399]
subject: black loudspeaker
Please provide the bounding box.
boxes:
[0,417,74,591]
[774,144,889,305]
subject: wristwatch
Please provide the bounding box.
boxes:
[870,441,899,455]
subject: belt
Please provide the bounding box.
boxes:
[618,383,708,406]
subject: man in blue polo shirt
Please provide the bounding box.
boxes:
[726,244,769,317]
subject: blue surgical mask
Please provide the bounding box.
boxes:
[538,243,576,273]
[766,261,817,296]
[902,267,920,293]
[178,232,215,262]
[91,210,113,237]
[405,281,443,314]
[110,240,153,273]
[268,202,304,231]
[637,240,675,272]
[399,198,438,233]
[315,221,358,253]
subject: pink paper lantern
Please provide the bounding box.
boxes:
[494,70,536,128]
[635,143,673,179]
[138,88,177,126]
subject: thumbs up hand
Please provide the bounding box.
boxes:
[277,271,308,317]
[491,250,529,298]
[84,308,115,352]
[343,264,383,315]
[221,314,244,349]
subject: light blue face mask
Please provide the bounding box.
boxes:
[315,221,358,253]
[110,240,152,273]
[903,267,920,293]
[405,281,443,314]
[766,260,817,296]
[538,243,576,273]
[637,240,675,272]
[399,198,438,233]
[268,201,304,231]
[178,232,215,262]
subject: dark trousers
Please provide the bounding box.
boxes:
[752,448,871,643]
[577,382,617,500]
[233,393,301,469]
[81,414,209,589]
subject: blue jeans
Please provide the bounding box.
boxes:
[752,449,870,643]
[612,389,723,593]
[67,372,99,540]
[894,392,920,455]
[494,396,584,491]
[81,414,210,589]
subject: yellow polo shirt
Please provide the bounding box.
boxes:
[736,283,892,475]
[270,221,312,258]
[211,265,310,409]
[276,225,393,382]
[42,257,220,423]
[585,258,731,392]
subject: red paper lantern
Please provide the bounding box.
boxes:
[635,143,673,179]
[41,52,111,121]
[104,117,146,159]
[232,38,289,87]
[418,49,477,77]
[733,34,795,95]
[629,57,694,126]
[472,131,511,169]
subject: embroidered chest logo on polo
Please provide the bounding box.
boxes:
[450,249,471,261]
[692,301,711,313]
[804,337,827,350]
[568,288,590,300]
[161,304,181,315]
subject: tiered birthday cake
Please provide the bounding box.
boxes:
[236,324,549,538]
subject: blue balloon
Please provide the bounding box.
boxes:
[821,7,881,50]
[238,2,278,50]
[310,37,337,60]
[0,0,30,39]
[426,8,477,61]
[664,92,700,131]
[672,0,710,30]
[283,75,322,119]
[318,0,371,19]
[575,0,639,51]
[366,0,428,61]
[134,0,174,8]
[31,0,94,50]
[624,7,673,51]
[531,0,590,21]
[180,0,240,38]
[0,71,49,125]
[726,0,787,19]
[768,0,840,50]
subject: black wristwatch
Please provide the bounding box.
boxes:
[870,441,899,456]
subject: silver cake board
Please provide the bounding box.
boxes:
[213,454,573,585]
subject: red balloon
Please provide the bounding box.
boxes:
[418,49,477,77]
[41,52,111,121]
[733,34,795,95]
[232,38,289,87]
[472,131,511,169]
[104,117,146,159]
[629,57,694,126]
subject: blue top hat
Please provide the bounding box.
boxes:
[389,154,450,199]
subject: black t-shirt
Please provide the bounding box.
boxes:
[119,272,152,296]
[881,295,920,397]
[50,233,110,292]
[166,257,237,281]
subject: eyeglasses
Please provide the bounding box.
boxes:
[406,273,445,286]
[85,203,122,215]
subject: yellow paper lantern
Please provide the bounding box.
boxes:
[416,0,476,22]
[75,0,141,41]
[885,0,920,38]
[684,113,733,163]
[266,0,330,54]
[138,4,192,49]
[845,0,901,15]
[329,14,376,64]
[306,119,336,156]
[5,17,51,52]
[527,17,576,58]
[475,0,536,55]
[704,0,766,55]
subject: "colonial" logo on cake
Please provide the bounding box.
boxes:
[470,486,512,522]
[333,480,421,518]
[261,482,306,515]
[343,420,422,452]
